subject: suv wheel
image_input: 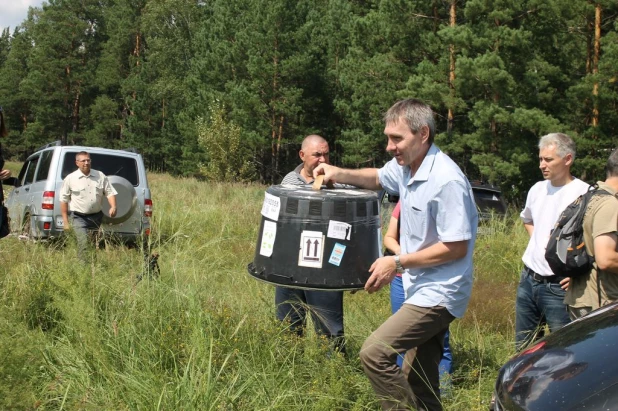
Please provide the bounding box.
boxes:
[20,214,32,240]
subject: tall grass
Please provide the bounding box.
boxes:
[0,170,527,410]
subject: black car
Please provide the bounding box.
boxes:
[492,301,618,410]
[380,182,507,219]
[470,182,508,221]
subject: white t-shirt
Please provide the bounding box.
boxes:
[520,178,590,276]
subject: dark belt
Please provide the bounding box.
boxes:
[525,266,565,284]
[71,211,103,218]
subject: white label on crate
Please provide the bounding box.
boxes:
[261,192,281,221]
[298,230,324,268]
[328,243,346,266]
[259,220,277,257]
[327,220,351,241]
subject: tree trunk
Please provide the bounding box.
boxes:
[271,36,280,183]
[491,18,500,148]
[64,64,71,145]
[162,98,165,128]
[131,33,141,114]
[276,114,284,178]
[585,2,593,74]
[134,32,141,62]
[591,3,601,133]
[447,0,456,136]
[72,87,81,133]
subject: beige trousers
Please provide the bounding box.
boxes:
[359,304,454,411]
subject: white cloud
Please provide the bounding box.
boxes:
[0,0,46,32]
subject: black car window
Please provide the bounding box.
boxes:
[473,189,507,214]
[17,161,28,182]
[61,152,139,186]
[23,156,39,185]
[35,150,53,182]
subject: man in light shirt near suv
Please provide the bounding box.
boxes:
[60,151,117,261]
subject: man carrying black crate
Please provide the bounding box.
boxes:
[276,134,346,355]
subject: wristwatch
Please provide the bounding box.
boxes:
[394,255,405,274]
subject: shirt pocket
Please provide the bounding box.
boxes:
[71,187,84,197]
[95,182,105,201]
[404,204,426,241]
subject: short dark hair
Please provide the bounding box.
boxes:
[384,99,436,144]
[606,149,618,178]
[75,151,90,160]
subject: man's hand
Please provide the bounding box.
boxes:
[63,219,71,231]
[365,256,398,293]
[0,169,11,181]
[107,195,118,218]
[313,163,340,186]
[313,163,381,190]
[559,277,570,290]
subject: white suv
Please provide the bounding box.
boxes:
[5,141,152,242]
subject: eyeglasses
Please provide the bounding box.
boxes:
[77,159,91,163]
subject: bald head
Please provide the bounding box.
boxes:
[299,135,329,181]
[301,135,328,151]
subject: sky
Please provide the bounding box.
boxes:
[0,0,46,32]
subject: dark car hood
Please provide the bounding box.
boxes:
[496,303,618,410]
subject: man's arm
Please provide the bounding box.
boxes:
[101,175,118,217]
[313,164,381,190]
[523,222,534,237]
[107,195,117,218]
[60,202,70,230]
[364,240,469,293]
[59,178,72,229]
[593,233,618,274]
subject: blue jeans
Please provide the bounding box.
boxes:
[275,286,345,353]
[390,275,453,377]
[515,267,570,350]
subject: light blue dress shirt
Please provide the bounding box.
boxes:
[378,144,478,318]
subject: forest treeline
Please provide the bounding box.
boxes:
[0,0,617,201]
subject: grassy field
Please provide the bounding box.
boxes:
[0,165,528,410]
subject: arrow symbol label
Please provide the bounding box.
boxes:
[298,230,324,268]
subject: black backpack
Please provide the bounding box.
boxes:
[545,186,611,278]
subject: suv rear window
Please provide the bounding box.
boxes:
[61,152,140,186]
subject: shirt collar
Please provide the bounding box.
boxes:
[597,181,617,195]
[407,144,439,185]
[78,169,96,179]
[294,163,311,184]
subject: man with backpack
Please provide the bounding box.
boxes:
[516,133,589,350]
[564,149,618,319]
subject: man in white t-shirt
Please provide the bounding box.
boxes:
[516,133,589,349]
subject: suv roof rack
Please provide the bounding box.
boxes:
[34,140,62,153]
[121,147,139,153]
